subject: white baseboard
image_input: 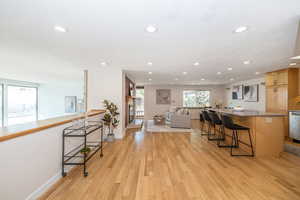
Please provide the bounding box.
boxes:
[25,172,61,200]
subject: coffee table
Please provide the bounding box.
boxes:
[153,115,166,125]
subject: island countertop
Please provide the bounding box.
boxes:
[209,109,287,117]
[0,110,105,142]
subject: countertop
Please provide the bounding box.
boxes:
[0,110,105,142]
[176,107,211,109]
[210,109,287,117]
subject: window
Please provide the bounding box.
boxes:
[135,87,144,117]
[183,90,210,107]
[7,86,37,125]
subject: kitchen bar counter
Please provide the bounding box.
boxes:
[208,109,285,157]
[0,110,105,142]
[210,108,286,117]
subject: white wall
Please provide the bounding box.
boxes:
[87,67,125,138]
[0,44,84,122]
[38,82,84,120]
[0,114,103,200]
[144,84,225,120]
[0,44,83,84]
[224,78,266,111]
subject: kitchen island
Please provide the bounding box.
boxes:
[210,109,286,157]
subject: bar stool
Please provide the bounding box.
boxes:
[221,115,254,157]
[208,111,224,141]
[199,113,205,133]
[202,111,212,136]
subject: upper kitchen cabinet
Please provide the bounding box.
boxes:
[265,68,299,112]
[265,70,289,87]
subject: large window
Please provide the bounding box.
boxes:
[7,86,37,125]
[183,90,210,107]
[135,87,144,117]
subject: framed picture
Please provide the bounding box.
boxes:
[244,84,259,102]
[65,96,77,113]
[156,89,171,105]
[232,85,243,100]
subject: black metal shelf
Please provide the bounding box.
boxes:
[62,121,104,177]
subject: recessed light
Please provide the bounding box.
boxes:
[183,72,187,75]
[290,63,297,66]
[175,78,179,81]
[54,26,67,33]
[101,62,107,66]
[230,78,234,81]
[243,60,251,65]
[227,67,233,71]
[291,55,300,60]
[201,78,205,81]
[146,25,157,33]
[255,72,260,75]
[148,71,152,74]
[148,78,152,81]
[234,26,248,33]
[217,72,222,75]
[194,62,200,66]
[147,62,153,66]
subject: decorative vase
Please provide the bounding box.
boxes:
[107,133,115,142]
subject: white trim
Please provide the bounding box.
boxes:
[25,172,61,200]
[0,78,40,87]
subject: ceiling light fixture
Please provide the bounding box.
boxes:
[54,26,67,33]
[148,71,152,74]
[201,78,205,81]
[146,25,157,33]
[147,62,153,66]
[183,72,187,75]
[291,56,300,60]
[148,78,152,81]
[255,72,260,75]
[234,26,248,33]
[227,67,233,71]
[194,62,200,66]
[175,78,179,81]
[243,60,251,65]
[290,63,297,66]
[230,78,234,81]
[100,62,107,66]
[217,72,222,75]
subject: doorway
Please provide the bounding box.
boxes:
[135,86,144,119]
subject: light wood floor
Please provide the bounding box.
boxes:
[41,124,300,200]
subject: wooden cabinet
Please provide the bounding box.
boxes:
[277,70,288,85]
[265,70,288,87]
[266,86,288,113]
[265,68,299,137]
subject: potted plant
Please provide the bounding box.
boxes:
[80,147,91,156]
[102,100,120,142]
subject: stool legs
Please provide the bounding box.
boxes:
[208,124,223,141]
[217,125,234,148]
[231,129,254,157]
[201,121,210,136]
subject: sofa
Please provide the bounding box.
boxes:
[166,109,191,129]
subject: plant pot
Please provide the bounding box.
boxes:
[107,133,115,142]
[80,152,90,157]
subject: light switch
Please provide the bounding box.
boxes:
[265,117,273,123]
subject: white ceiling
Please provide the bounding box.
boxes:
[0,0,300,85]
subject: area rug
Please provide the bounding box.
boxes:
[145,120,192,133]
